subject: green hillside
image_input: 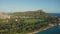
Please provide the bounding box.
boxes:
[0,10,57,34]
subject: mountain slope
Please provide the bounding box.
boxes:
[0,10,58,34]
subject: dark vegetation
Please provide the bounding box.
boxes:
[0,10,58,34]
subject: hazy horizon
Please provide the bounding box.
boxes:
[0,0,60,13]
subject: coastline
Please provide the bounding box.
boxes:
[27,25,54,34]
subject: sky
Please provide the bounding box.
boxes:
[0,0,60,13]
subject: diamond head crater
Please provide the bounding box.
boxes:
[0,10,60,34]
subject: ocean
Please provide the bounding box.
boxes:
[48,13,60,17]
[36,13,60,34]
[36,25,60,34]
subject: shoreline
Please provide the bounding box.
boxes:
[27,25,54,34]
